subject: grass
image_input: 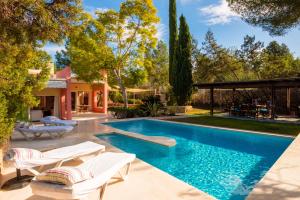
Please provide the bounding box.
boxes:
[186,108,210,115]
[167,115,300,136]
[186,108,223,115]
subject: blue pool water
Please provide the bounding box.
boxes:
[98,119,293,200]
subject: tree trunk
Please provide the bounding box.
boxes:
[114,69,128,108]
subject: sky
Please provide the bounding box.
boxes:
[44,0,300,59]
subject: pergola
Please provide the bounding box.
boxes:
[193,77,300,119]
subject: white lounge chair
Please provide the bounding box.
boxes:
[41,116,78,126]
[1,142,105,190]
[16,125,74,140]
[30,152,136,200]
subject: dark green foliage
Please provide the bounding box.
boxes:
[128,99,143,105]
[235,35,264,78]
[0,0,82,44]
[173,15,193,106]
[139,95,164,117]
[55,49,71,70]
[109,91,124,103]
[169,0,177,86]
[144,41,169,93]
[228,0,300,35]
[260,41,298,78]
[193,31,300,83]
[0,0,82,145]
[194,31,242,83]
[108,107,145,119]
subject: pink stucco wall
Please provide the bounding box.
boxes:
[56,66,108,117]
[56,67,72,119]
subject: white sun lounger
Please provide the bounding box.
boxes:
[2,142,106,190]
[41,116,78,126]
[9,141,105,174]
[16,125,74,140]
[30,152,136,200]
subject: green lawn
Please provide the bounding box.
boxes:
[167,116,300,136]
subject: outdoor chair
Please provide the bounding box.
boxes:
[2,141,105,190]
[40,116,78,126]
[16,123,74,141]
[30,152,136,200]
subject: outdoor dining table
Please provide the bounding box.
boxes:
[77,105,91,113]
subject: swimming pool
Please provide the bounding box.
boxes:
[98,119,293,200]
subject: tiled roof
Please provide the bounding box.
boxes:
[46,79,67,88]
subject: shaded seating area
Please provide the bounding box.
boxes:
[194,77,300,120]
[229,102,272,119]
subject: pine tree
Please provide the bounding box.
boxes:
[169,0,177,87]
[174,15,193,106]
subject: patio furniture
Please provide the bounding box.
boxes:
[1,141,105,190]
[30,152,136,200]
[77,105,91,113]
[16,125,74,141]
[40,116,78,126]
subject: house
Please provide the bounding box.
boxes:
[30,65,108,121]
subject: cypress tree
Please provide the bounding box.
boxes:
[169,0,177,86]
[174,15,193,106]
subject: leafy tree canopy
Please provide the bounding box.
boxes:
[0,0,83,144]
[144,41,169,93]
[0,0,82,44]
[55,49,71,70]
[93,0,159,107]
[193,31,242,83]
[66,14,113,82]
[235,35,264,78]
[228,0,300,35]
[193,31,300,84]
[260,41,298,78]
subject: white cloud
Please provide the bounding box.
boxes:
[199,0,240,25]
[85,6,109,17]
[43,45,65,54]
[155,23,167,40]
[179,0,201,5]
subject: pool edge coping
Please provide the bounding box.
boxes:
[100,117,300,200]
[246,132,300,199]
[105,117,296,139]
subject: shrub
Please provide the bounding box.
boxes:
[128,99,143,104]
[109,91,124,103]
[108,107,145,119]
[139,95,165,117]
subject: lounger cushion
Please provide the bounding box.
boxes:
[12,148,43,160]
[37,167,93,186]
[31,152,136,199]
[16,122,31,128]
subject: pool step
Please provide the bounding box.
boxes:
[112,129,176,147]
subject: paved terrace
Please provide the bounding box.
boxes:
[0,118,213,200]
[1,116,300,200]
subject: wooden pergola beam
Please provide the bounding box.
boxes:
[193,77,300,89]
